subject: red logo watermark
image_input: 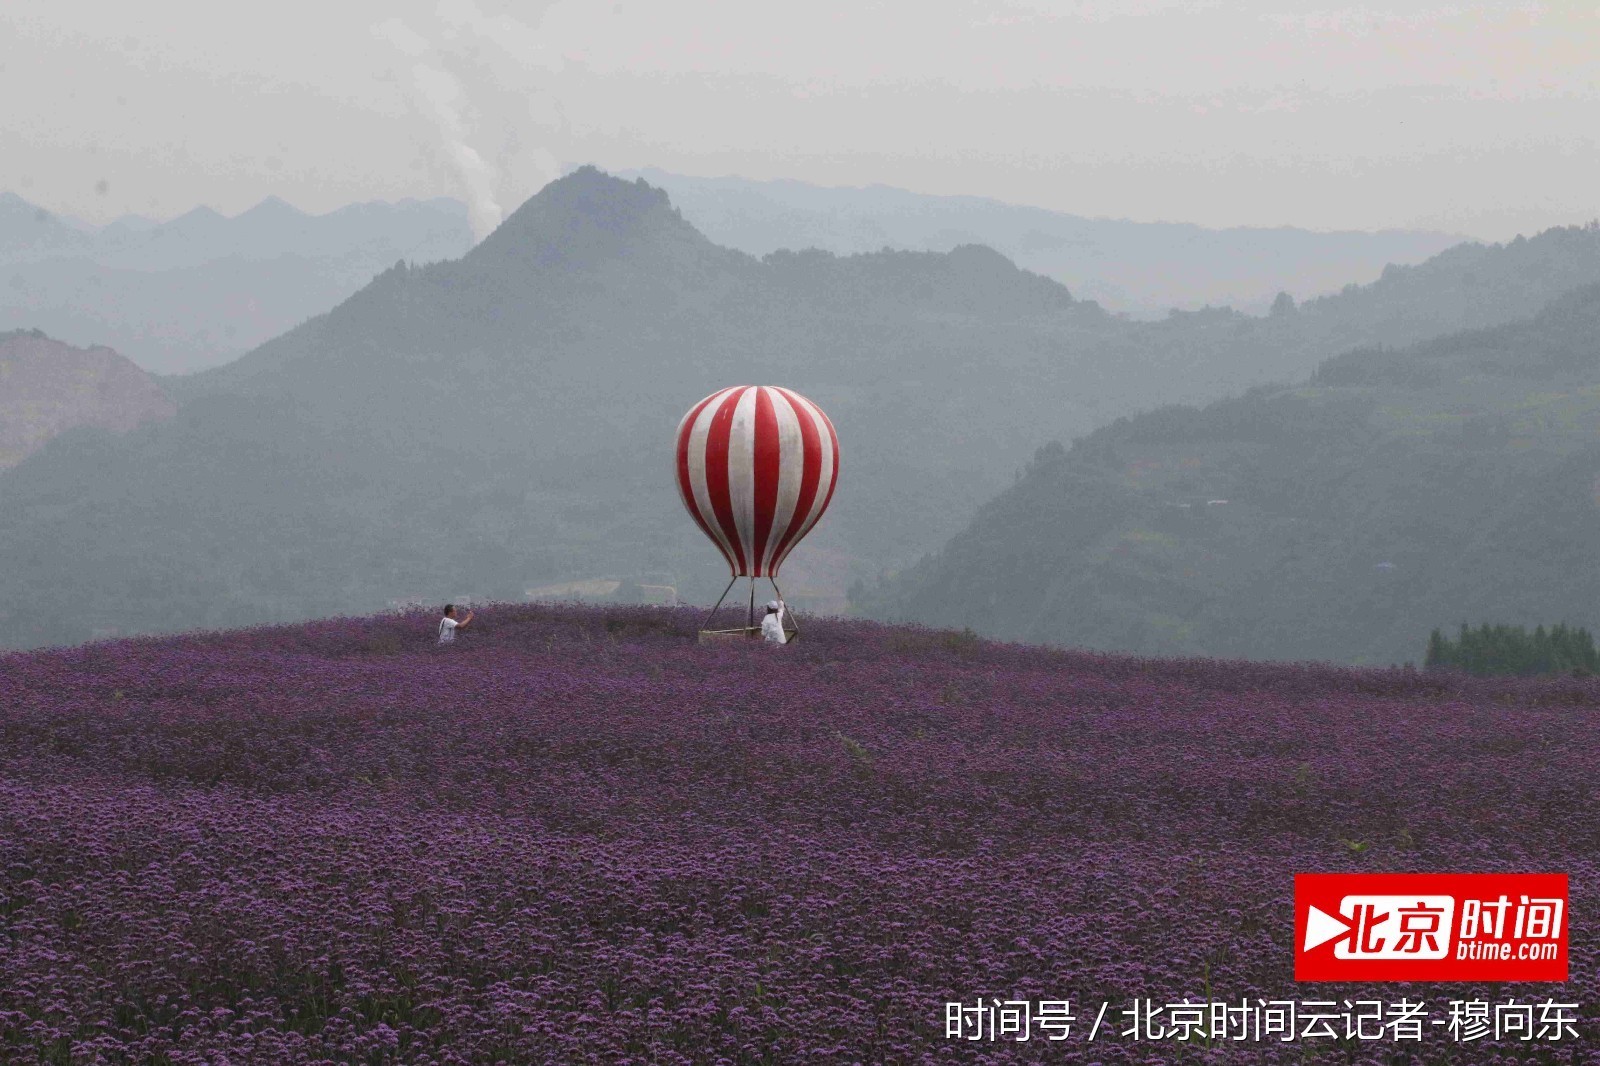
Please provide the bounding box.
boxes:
[1295,874,1568,982]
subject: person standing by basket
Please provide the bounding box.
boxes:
[760,600,788,646]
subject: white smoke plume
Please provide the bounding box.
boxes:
[374,2,564,242]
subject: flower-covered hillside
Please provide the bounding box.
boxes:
[1,604,1595,1063]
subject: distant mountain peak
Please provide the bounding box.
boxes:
[467,166,699,270]
[239,195,303,218]
[946,243,1020,270]
[161,205,226,233]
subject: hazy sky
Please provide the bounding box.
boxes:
[4,1,1597,240]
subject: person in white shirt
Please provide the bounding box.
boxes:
[760,600,788,645]
[438,604,474,644]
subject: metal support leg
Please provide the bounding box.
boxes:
[699,576,737,633]
[771,578,800,640]
[747,577,756,630]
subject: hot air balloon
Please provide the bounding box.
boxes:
[674,385,839,640]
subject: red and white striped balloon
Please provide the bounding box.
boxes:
[674,386,839,578]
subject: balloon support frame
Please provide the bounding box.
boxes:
[697,576,801,644]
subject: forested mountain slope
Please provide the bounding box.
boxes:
[858,283,1600,665]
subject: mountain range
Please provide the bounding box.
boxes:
[856,266,1600,665]
[4,169,1600,651]
[3,171,1575,376]
[617,168,1465,318]
[0,192,474,373]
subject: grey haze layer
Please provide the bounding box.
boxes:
[0,192,473,373]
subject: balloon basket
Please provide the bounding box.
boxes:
[697,627,763,644]
[696,576,801,644]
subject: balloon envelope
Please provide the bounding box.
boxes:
[674,385,839,578]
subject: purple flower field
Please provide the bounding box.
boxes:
[1,604,1596,1064]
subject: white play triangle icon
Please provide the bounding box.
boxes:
[1303,905,1351,951]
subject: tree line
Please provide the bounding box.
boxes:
[1425,622,1599,677]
